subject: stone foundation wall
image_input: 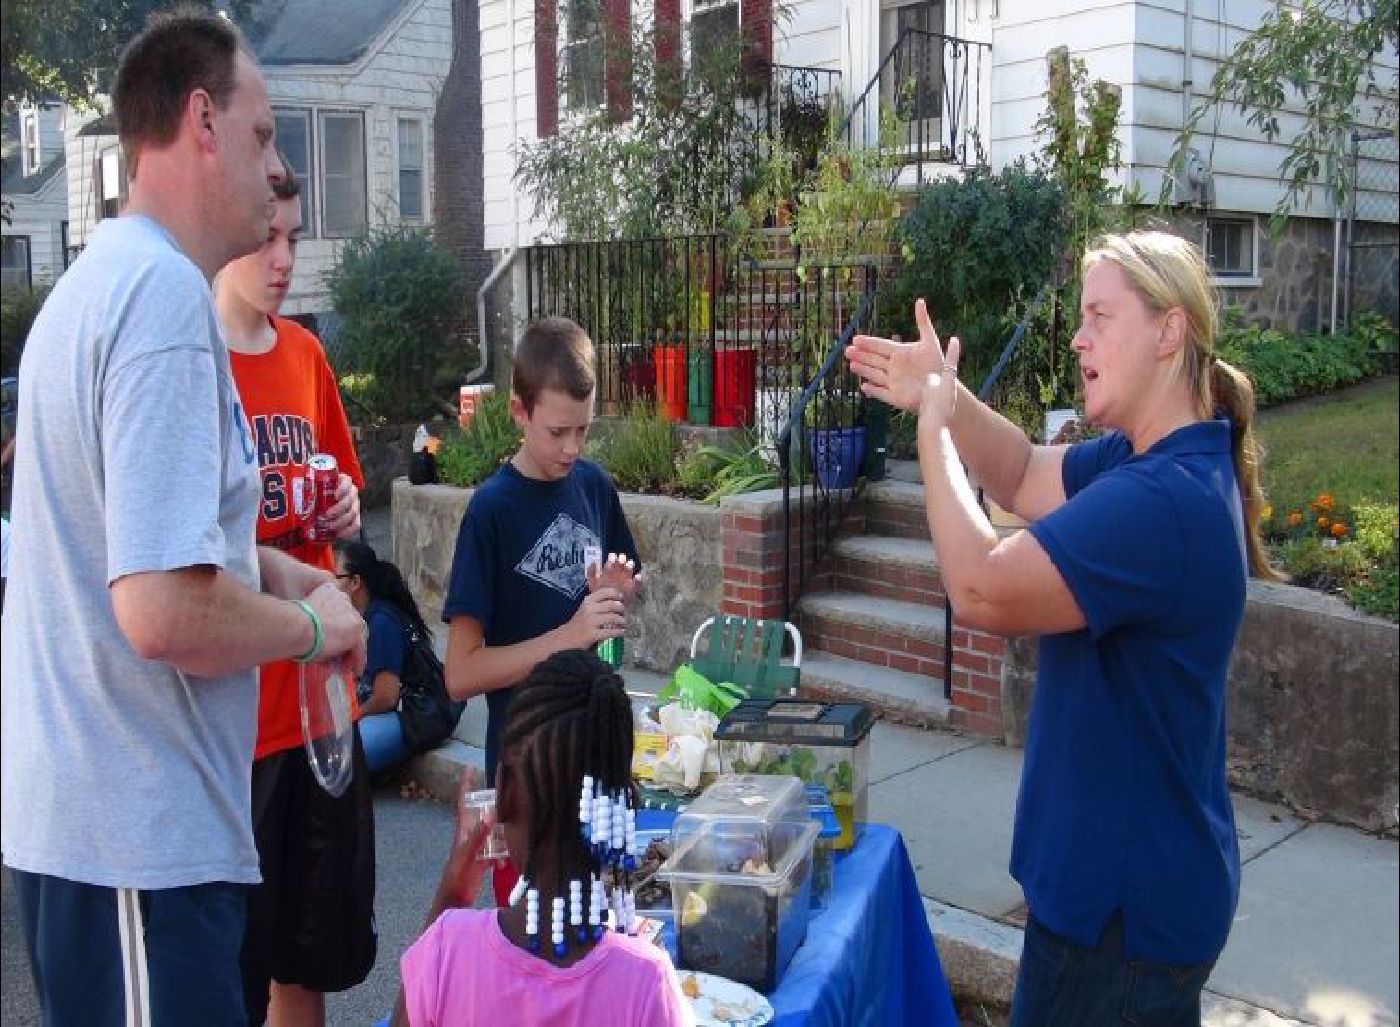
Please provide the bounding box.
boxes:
[1003,581,1400,835]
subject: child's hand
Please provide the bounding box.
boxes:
[586,553,644,605]
[569,587,627,649]
[441,768,493,907]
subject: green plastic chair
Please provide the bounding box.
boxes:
[687,615,803,700]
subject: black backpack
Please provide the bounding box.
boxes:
[388,610,466,755]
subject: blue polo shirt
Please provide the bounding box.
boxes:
[1018,419,1246,964]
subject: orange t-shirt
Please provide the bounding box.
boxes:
[230,315,366,759]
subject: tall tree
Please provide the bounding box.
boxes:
[1169,0,1399,224]
[3,0,255,110]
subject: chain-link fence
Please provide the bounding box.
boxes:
[1343,129,1399,327]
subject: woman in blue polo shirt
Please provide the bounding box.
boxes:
[846,231,1283,1024]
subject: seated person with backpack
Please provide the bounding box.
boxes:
[335,542,465,774]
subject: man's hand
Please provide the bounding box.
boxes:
[586,553,643,605]
[259,546,334,600]
[326,472,361,541]
[305,580,367,675]
[567,587,626,649]
[846,299,959,414]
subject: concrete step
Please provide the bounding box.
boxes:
[799,649,950,728]
[887,458,922,483]
[831,535,947,607]
[862,479,930,539]
[797,591,950,684]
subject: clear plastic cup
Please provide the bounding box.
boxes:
[298,659,356,798]
[461,788,509,861]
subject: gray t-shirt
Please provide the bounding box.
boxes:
[0,216,263,889]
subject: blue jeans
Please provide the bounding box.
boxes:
[358,711,409,775]
[1010,912,1214,1027]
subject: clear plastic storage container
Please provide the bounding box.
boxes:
[716,700,874,850]
[659,815,819,992]
[669,774,811,865]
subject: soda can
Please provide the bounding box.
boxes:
[304,453,339,543]
[458,383,496,429]
[596,636,624,669]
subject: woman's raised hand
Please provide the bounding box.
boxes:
[846,298,961,417]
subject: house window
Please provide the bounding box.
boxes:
[563,0,605,112]
[879,0,944,125]
[98,148,127,221]
[2,236,32,291]
[690,0,740,58]
[397,118,424,221]
[274,108,317,238]
[21,111,41,176]
[1205,217,1256,279]
[318,111,367,238]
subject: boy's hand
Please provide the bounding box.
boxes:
[568,587,627,649]
[585,553,644,605]
[326,473,362,541]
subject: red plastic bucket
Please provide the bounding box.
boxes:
[653,344,687,421]
[713,348,756,428]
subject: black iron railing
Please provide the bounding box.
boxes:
[845,28,990,180]
[522,235,873,452]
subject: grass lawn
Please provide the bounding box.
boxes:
[1256,374,1399,514]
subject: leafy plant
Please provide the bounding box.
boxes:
[889,162,1066,395]
[587,405,680,493]
[1215,310,1393,407]
[323,225,467,423]
[435,389,521,488]
[680,433,785,504]
[0,279,52,376]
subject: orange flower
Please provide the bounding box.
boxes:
[1331,522,1348,537]
[1317,516,1331,530]
[1314,493,1335,511]
[1287,511,1304,527]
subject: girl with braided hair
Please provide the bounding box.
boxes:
[335,541,433,774]
[393,649,692,1027]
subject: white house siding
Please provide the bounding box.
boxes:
[264,0,453,316]
[61,0,452,318]
[3,175,68,286]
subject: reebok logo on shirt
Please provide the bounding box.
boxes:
[514,512,602,599]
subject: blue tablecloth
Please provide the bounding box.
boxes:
[639,810,957,1027]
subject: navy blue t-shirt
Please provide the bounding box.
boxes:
[359,597,409,706]
[1019,419,1246,964]
[442,458,639,776]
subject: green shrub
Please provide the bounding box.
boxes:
[0,282,53,376]
[1216,309,1391,408]
[890,163,1066,394]
[324,226,467,423]
[588,406,680,494]
[1347,559,1398,621]
[1279,536,1370,593]
[435,390,520,488]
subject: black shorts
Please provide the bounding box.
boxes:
[240,728,376,1024]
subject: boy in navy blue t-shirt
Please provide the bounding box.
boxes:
[442,317,641,901]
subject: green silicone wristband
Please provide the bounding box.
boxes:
[293,600,323,664]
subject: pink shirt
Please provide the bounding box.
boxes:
[401,908,695,1027]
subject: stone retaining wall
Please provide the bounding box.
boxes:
[1003,581,1400,835]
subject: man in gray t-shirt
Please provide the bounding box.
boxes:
[0,14,366,1026]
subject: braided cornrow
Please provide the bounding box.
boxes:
[500,650,636,909]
